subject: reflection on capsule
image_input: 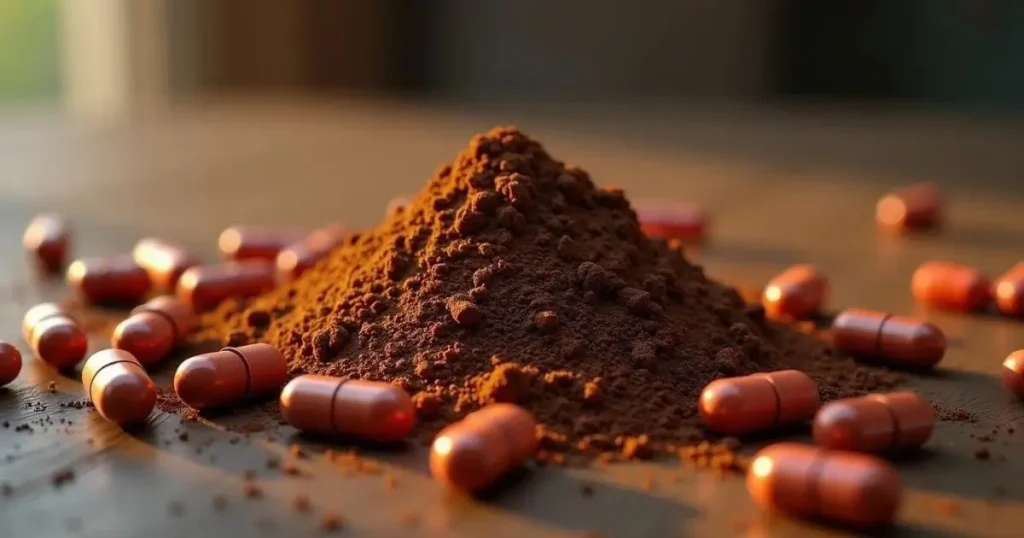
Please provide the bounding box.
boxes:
[762,264,829,320]
[993,262,1024,317]
[280,375,415,442]
[813,392,934,453]
[0,341,22,387]
[276,224,347,282]
[875,182,941,232]
[174,343,288,409]
[176,261,276,311]
[831,308,945,368]
[636,202,708,243]
[112,296,195,367]
[29,312,87,370]
[911,261,990,312]
[132,238,198,291]
[22,302,71,344]
[82,349,156,426]
[699,370,819,435]
[66,255,152,305]
[430,404,538,492]
[1001,350,1024,398]
[218,226,304,262]
[23,214,70,273]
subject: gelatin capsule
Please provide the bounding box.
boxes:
[431,404,538,492]
[176,261,276,311]
[276,224,347,282]
[875,182,941,232]
[279,375,415,442]
[699,370,819,435]
[748,442,902,527]
[762,264,829,320]
[637,202,707,243]
[0,340,22,387]
[831,308,945,368]
[31,315,87,370]
[813,391,934,452]
[132,237,198,291]
[174,343,288,409]
[992,262,1024,316]
[22,302,72,343]
[112,296,194,367]
[1001,350,1024,398]
[81,349,156,425]
[911,261,990,312]
[66,255,152,305]
[218,226,304,262]
[23,214,70,273]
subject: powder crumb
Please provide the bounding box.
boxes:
[212,495,228,511]
[289,444,307,459]
[320,514,343,532]
[293,494,311,513]
[282,461,301,476]
[974,447,991,460]
[580,484,595,497]
[242,482,262,498]
[47,381,56,393]
[52,468,74,487]
[178,432,189,442]
[938,498,960,517]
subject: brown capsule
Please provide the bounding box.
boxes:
[747,443,902,527]
[831,308,946,368]
[176,261,276,312]
[81,349,156,425]
[0,341,22,387]
[66,255,152,305]
[813,392,934,453]
[911,261,990,312]
[111,312,173,368]
[1001,350,1024,397]
[218,226,304,262]
[276,224,348,282]
[699,370,819,435]
[22,302,72,343]
[992,262,1024,316]
[23,213,70,273]
[132,238,199,291]
[637,202,708,243]
[31,315,88,370]
[174,343,288,409]
[875,182,941,232]
[762,264,829,320]
[430,404,538,492]
[279,375,415,442]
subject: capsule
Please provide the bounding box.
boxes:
[132,237,198,291]
[637,202,708,243]
[81,349,156,425]
[280,375,415,442]
[174,343,288,409]
[276,224,347,282]
[831,308,946,368]
[25,306,87,370]
[747,443,902,527]
[1001,350,1024,397]
[112,296,195,368]
[0,341,22,387]
[23,213,71,274]
[911,261,990,312]
[875,182,941,232]
[66,255,152,305]
[992,262,1024,316]
[699,370,818,435]
[176,261,276,311]
[430,404,538,492]
[762,264,829,320]
[218,226,304,262]
[813,392,934,453]
[22,302,72,344]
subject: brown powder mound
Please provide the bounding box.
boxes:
[195,126,900,462]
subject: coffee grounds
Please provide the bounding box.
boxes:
[195,126,902,462]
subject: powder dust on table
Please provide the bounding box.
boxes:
[194,126,901,462]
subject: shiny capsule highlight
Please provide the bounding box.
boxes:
[82,349,156,425]
[831,308,945,368]
[699,370,819,435]
[993,262,1024,317]
[813,391,934,453]
[24,304,86,370]
[174,343,288,409]
[430,404,538,492]
[276,224,347,282]
[66,255,151,305]
[176,261,276,311]
[0,341,22,387]
[23,213,70,273]
[876,182,941,232]
[280,375,415,442]
[132,237,198,291]
[218,226,304,262]
[1001,350,1024,398]
[762,264,829,320]
[911,261,990,312]
[112,296,195,368]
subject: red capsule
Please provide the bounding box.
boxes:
[218,226,304,262]
[699,370,818,436]
[431,404,538,492]
[813,392,934,453]
[0,341,22,387]
[174,343,288,409]
[748,443,902,527]
[112,296,195,368]
[280,375,415,442]
[1001,350,1024,397]
[81,349,156,425]
[132,237,198,291]
[876,182,941,232]
[176,261,276,312]
[22,302,72,343]
[993,262,1024,316]
[637,202,708,243]
[762,264,829,320]
[31,315,88,370]
[831,308,945,368]
[66,255,152,305]
[23,213,70,273]
[276,224,347,282]
[911,261,990,312]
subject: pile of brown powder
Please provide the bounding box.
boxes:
[196,126,901,462]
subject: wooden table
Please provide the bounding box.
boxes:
[1,97,1023,537]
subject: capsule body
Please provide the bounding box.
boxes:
[22,302,71,343]
[637,202,707,243]
[876,182,941,232]
[813,392,933,452]
[276,224,347,282]
[762,264,829,320]
[1001,350,1024,397]
[218,226,304,262]
[67,256,152,305]
[748,443,902,527]
[176,261,276,311]
[23,214,70,273]
[29,313,87,370]
[132,238,198,291]
[112,296,194,368]
[0,341,22,387]
[831,308,945,368]
[174,343,288,409]
[993,262,1024,316]
[430,404,538,492]
[82,349,155,425]
[699,370,819,435]
[911,261,990,312]
[280,375,415,442]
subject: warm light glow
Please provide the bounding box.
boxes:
[751,456,773,478]
[997,281,1016,301]
[763,286,782,303]
[876,196,906,226]
[433,436,454,456]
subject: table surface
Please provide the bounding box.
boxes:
[1,97,1024,538]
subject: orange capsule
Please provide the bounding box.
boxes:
[876,182,941,232]
[112,296,195,368]
[218,226,304,262]
[813,392,934,453]
[176,261,276,312]
[279,375,415,442]
[992,262,1024,316]
[276,224,347,282]
[1001,350,1024,397]
[637,202,708,243]
[0,341,22,387]
[81,349,155,425]
[23,213,70,273]
[132,237,198,291]
[430,404,538,492]
[911,261,990,312]
[748,443,902,527]
[762,264,829,320]
[174,343,288,409]
[831,308,945,368]
[66,255,152,305]
[699,370,818,435]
